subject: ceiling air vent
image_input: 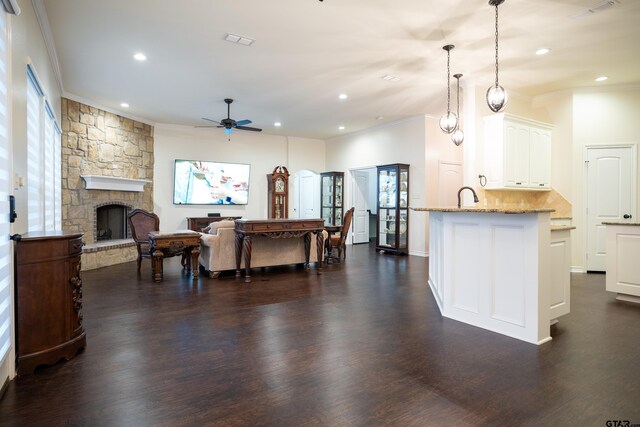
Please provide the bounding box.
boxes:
[571,0,620,20]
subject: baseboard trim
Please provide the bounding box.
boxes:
[571,266,586,273]
[0,375,9,401]
[409,250,427,258]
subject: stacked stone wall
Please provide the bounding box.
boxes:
[60,98,154,269]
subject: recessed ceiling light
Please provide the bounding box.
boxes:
[133,53,146,61]
[120,102,129,108]
[380,74,401,82]
[338,126,345,130]
[274,122,282,127]
[535,48,550,56]
[338,94,348,100]
[595,76,608,82]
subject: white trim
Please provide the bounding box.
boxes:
[81,175,151,192]
[571,266,586,273]
[63,92,156,126]
[31,0,63,94]
[409,249,427,257]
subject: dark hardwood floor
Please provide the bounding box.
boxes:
[1,244,639,426]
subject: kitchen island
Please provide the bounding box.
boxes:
[415,207,561,345]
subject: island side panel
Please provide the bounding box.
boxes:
[433,211,551,345]
[428,212,444,312]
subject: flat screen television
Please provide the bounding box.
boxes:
[173,159,250,205]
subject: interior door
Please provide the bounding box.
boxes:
[0,9,14,383]
[352,170,370,244]
[295,170,319,219]
[586,146,636,271]
[438,162,463,207]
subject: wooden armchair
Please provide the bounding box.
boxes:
[327,207,355,261]
[127,209,160,272]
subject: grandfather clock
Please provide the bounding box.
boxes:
[267,165,289,219]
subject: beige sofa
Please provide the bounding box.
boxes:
[199,220,327,278]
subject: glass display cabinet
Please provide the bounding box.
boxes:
[321,171,344,226]
[376,163,409,254]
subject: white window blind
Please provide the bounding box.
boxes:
[26,65,61,232]
[0,9,12,363]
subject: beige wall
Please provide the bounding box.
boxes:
[153,124,325,230]
[10,3,62,234]
[325,117,428,256]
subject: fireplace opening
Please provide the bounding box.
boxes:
[96,205,130,241]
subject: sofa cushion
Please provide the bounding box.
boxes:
[208,220,236,235]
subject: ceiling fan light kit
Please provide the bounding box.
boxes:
[439,44,458,134]
[486,0,508,113]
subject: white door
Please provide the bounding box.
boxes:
[0,10,14,382]
[586,146,637,271]
[352,171,370,244]
[294,170,319,219]
[438,162,463,207]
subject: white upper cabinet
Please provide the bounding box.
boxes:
[483,113,552,190]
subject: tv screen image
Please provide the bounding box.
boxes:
[173,159,250,205]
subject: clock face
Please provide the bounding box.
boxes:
[275,177,285,193]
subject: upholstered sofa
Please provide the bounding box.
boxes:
[199,220,327,278]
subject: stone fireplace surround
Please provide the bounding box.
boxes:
[61,98,154,270]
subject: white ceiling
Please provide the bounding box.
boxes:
[41,0,640,139]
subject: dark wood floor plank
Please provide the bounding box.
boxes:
[1,245,639,426]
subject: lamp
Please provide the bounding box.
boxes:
[452,74,464,146]
[439,45,458,134]
[486,0,508,113]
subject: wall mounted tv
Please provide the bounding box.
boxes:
[173,159,250,205]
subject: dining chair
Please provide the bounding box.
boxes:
[327,207,355,261]
[127,208,160,272]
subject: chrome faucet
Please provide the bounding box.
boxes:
[457,186,479,208]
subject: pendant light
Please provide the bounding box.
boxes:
[452,73,464,146]
[486,0,508,113]
[439,45,458,134]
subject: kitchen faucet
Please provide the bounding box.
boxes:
[457,186,479,208]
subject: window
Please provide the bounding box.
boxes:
[26,64,61,232]
[0,8,11,364]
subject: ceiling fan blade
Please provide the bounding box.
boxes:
[201,117,221,125]
[236,126,262,132]
[235,119,252,126]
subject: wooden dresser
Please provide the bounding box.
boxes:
[15,231,87,374]
[186,216,241,232]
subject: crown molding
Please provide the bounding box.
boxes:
[31,0,64,94]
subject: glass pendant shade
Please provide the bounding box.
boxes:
[486,84,508,113]
[439,111,458,134]
[440,44,458,134]
[486,0,508,113]
[452,128,464,146]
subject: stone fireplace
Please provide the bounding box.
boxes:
[60,98,154,270]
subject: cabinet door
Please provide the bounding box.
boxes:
[529,128,551,189]
[504,123,530,187]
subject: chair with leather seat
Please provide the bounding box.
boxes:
[127,208,160,272]
[327,207,355,261]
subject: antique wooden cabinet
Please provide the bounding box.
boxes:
[320,171,344,226]
[267,165,289,219]
[376,164,409,254]
[15,231,87,374]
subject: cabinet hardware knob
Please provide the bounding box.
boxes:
[623,214,632,219]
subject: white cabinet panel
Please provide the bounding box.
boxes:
[606,224,640,302]
[483,114,552,190]
[550,229,571,320]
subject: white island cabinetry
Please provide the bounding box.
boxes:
[421,207,567,345]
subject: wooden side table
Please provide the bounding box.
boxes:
[148,230,201,282]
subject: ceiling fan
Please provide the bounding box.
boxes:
[200,99,262,138]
